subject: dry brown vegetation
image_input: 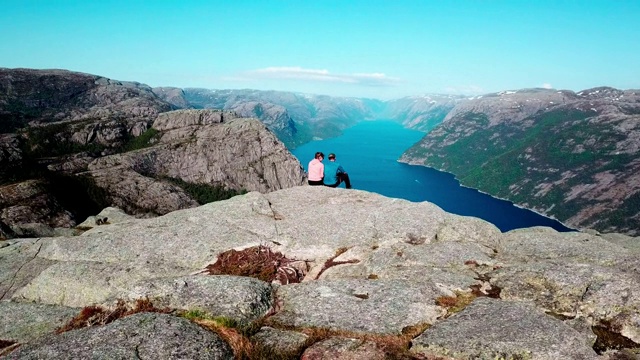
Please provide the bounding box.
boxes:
[435,292,478,317]
[56,298,171,334]
[0,340,18,355]
[195,319,255,360]
[206,245,305,284]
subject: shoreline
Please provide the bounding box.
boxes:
[397,158,578,232]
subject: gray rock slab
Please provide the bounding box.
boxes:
[435,213,503,252]
[491,261,610,318]
[318,240,489,294]
[115,275,273,325]
[581,272,640,344]
[0,239,55,300]
[0,301,77,343]
[597,233,640,253]
[492,259,640,344]
[37,191,278,268]
[12,261,191,307]
[252,326,309,358]
[76,206,136,230]
[301,337,386,360]
[2,312,234,360]
[500,228,630,266]
[264,186,500,268]
[411,298,599,360]
[269,279,446,334]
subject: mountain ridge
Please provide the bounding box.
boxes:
[400,87,640,235]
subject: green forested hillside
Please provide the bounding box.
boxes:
[401,88,640,235]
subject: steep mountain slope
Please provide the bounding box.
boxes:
[401,87,640,235]
[383,94,464,132]
[152,87,192,109]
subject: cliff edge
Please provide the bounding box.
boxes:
[1,186,638,359]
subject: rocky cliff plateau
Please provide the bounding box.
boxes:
[401,87,640,236]
[0,69,305,239]
[1,186,638,359]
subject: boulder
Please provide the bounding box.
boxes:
[269,279,445,334]
[411,298,599,360]
[251,326,309,358]
[0,301,77,344]
[2,312,234,359]
[115,275,273,325]
[0,239,54,301]
[11,261,191,307]
[301,337,386,360]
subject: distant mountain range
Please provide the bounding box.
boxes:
[1,67,639,237]
[400,87,640,235]
[151,87,461,148]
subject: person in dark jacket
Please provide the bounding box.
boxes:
[322,153,352,188]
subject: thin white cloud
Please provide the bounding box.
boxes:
[541,83,553,89]
[236,67,401,87]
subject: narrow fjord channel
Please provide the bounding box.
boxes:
[292,120,572,232]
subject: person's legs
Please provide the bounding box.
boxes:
[308,180,324,186]
[324,182,339,188]
[337,173,352,189]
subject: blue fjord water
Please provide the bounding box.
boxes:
[292,120,572,232]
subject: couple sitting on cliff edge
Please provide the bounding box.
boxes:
[307,152,352,189]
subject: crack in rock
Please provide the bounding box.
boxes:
[1,239,43,300]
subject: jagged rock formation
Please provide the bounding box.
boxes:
[85,110,306,215]
[1,186,638,358]
[0,69,306,238]
[401,87,640,236]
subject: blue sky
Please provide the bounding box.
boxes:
[1,0,639,99]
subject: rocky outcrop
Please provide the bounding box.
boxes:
[411,298,599,359]
[401,87,640,235]
[0,68,172,141]
[3,313,234,359]
[1,186,638,358]
[1,69,306,236]
[228,100,300,147]
[86,110,306,205]
[152,86,192,109]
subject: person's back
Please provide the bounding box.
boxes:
[323,160,341,185]
[322,153,351,188]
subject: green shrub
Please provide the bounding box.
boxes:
[23,123,106,158]
[164,177,246,204]
[120,128,160,152]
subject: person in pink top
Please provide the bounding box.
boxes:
[307,151,325,186]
